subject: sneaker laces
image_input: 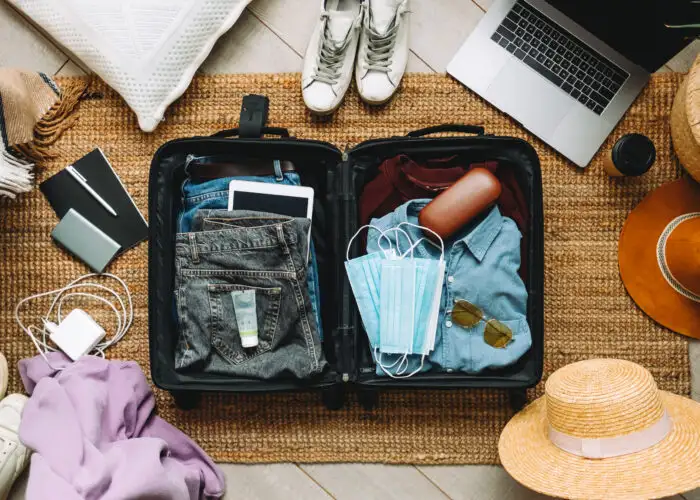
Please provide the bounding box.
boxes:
[363,4,406,73]
[312,13,357,88]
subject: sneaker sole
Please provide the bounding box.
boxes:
[359,93,395,106]
[307,100,344,116]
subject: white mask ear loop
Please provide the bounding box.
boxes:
[346,224,415,261]
[398,237,434,260]
[373,347,404,369]
[396,354,410,375]
[377,226,413,259]
[346,225,395,261]
[396,222,445,263]
[374,350,426,379]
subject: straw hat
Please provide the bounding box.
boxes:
[618,176,700,339]
[671,54,700,181]
[499,359,700,500]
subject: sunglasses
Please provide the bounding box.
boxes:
[451,299,513,348]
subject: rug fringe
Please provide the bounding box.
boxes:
[13,78,89,165]
[0,148,33,199]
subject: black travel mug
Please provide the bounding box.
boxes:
[603,134,656,177]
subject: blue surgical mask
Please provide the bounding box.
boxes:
[374,224,446,378]
[345,252,383,348]
[412,257,444,354]
[344,226,400,348]
[379,258,417,354]
[345,224,445,378]
[400,223,446,359]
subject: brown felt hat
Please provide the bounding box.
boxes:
[618,176,700,339]
[499,359,700,500]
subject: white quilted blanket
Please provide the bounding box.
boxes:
[10,0,252,132]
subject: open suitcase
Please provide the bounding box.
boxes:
[148,96,544,411]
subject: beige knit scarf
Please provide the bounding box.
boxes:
[0,69,84,198]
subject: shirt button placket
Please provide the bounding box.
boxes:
[446,245,462,370]
[444,263,453,367]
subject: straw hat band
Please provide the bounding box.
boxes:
[548,411,672,459]
[657,213,700,303]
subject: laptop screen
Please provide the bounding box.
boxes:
[545,0,693,72]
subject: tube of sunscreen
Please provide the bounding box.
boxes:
[231,290,258,348]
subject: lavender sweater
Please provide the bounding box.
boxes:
[18,353,225,499]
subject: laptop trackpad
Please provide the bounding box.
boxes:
[485,60,574,139]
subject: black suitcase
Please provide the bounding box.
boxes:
[148,97,544,411]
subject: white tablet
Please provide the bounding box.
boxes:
[228,180,314,219]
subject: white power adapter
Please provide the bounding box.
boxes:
[16,274,133,365]
[43,309,106,361]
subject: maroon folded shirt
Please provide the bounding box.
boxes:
[359,155,529,279]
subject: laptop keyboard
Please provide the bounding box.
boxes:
[490,0,629,115]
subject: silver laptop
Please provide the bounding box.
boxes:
[447,0,689,167]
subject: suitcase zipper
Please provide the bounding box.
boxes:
[184,153,257,173]
[183,154,200,174]
[338,151,356,383]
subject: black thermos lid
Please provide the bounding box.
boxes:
[611,134,656,176]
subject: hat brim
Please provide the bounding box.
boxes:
[618,177,700,338]
[499,392,700,499]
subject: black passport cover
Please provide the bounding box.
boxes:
[40,148,148,253]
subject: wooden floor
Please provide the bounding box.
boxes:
[2,0,699,498]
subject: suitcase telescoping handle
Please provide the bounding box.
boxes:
[407,124,485,138]
[211,127,291,138]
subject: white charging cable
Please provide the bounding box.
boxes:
[14,273,133,367]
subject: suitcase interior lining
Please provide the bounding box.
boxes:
[148,136,543,393]
[347,146,537,386]
[151,142,341,390]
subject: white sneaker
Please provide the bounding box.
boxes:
[302,0,363,114]
[0,394,30,500]
[356,0,410,105]
[0,354,8,402]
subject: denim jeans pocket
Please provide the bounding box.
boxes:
[209,283,282,366]
[174,286,204,370]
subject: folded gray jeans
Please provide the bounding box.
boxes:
[174,209,327,379]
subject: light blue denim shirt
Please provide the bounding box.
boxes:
[367,200,531,375]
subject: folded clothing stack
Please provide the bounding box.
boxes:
[178,169,324,339]
[174,166,327,381]
[366,200,532,376]
[351,154,532,377]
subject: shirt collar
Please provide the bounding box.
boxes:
[458,205,504,262]
[390,200,504,262]
[393,199,434,259]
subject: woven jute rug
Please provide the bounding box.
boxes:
[0,73,690,464]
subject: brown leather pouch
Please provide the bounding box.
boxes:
[418,168,502,241]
